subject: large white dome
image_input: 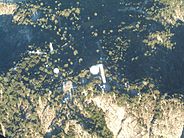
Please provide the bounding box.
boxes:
[90,65,100,75]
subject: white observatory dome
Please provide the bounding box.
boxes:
[90,65,100,75]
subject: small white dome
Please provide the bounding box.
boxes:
[90,65,99,75]
[53,68,60,74]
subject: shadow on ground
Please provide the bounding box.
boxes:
[0,15,32,73]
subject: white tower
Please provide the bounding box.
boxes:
[49,42,54,53]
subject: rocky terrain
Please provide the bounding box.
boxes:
[0,3,16,15]
[89,94,183,138]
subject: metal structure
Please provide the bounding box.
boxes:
[90,64,110,91]
[62,81,74,104]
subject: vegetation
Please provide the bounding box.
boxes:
[0,0,184,137]
[82,102,113,137]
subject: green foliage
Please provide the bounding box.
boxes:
[83,103,113,138]
[148,0,184,26]
[143,30,175,49]
[1,0,184,137]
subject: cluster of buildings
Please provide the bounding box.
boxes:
[53,63,110,104]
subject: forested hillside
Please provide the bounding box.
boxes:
[0,0,183,137]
